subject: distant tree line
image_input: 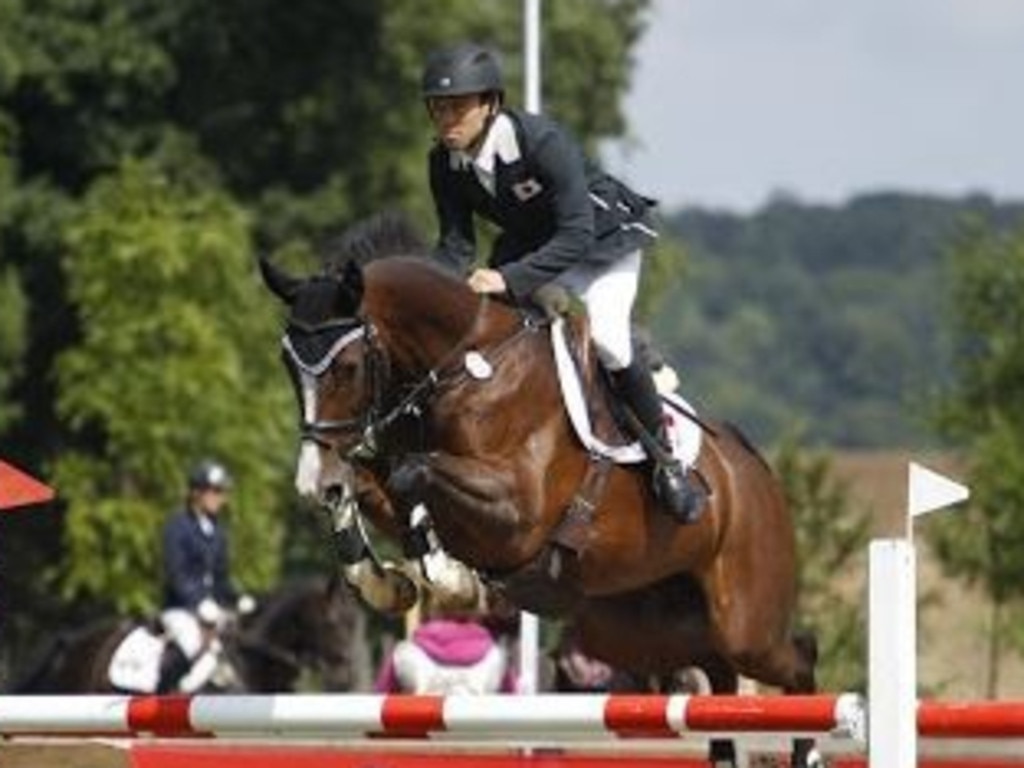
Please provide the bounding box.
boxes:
[654,192,1024,449]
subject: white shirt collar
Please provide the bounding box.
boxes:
[449,113,522,173]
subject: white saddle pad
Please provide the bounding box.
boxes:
[550,318,702,467]
[108,625,165,693]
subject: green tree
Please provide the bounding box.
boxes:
[53,158,293,613]
[774,434,871,691]
[929,224,1024,696]
[0,0,652,670]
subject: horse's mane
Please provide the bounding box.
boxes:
[320,210,428,274]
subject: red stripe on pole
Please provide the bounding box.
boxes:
[919,700,1024,738]
[604,695,676,738]
[379,695,445,737]
[131,745,711,768]
[0,460,54,511]
[128,695,200,736]
[684,695,839,732]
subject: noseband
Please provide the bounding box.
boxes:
[281,317,387,457]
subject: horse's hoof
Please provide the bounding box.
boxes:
[383,562,420,612]
[353,564,420,615]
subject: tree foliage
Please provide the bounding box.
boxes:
[774,434,871,691]
[0,0,652,666]
[54,158,293,612]
[658,193,1024,448]
[927,224,1024,694]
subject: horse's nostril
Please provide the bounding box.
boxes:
[324,485,344,507]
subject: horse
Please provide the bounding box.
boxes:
[259,214,820,767]
[10,576,369,694]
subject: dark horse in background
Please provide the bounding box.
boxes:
[260,214,820,768]
[11,576,369,693]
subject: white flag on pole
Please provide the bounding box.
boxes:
[908,461,969,517]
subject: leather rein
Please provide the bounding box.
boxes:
[282,296,541,463]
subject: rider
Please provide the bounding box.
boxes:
[420,42,705,522]
[158,459,252,692]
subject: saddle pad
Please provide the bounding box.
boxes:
[550,318,702,468]
[108,625,165,693]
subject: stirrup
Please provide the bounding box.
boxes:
[654,462,706,524]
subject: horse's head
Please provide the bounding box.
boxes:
[238,578,365,692]
[260,255,378,501]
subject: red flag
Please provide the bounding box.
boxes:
[0,460,55,511]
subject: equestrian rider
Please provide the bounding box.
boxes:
[421,42,705,522]
[159,459,253,692]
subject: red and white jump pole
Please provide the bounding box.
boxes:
[0,693,866,741]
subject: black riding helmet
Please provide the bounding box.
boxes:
[188,459,232,492]
[421,42,504,102]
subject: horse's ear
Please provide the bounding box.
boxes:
[338,259,365,309]
[258,255,302,305]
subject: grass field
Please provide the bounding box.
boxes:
[829,449,1024,699]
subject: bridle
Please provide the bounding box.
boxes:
[281,295,539,465]
[281,316,389,459]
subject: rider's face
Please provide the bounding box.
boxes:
[427,94,493,152]
[195,486,229,515]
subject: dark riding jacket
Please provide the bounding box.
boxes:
[429,108,658,300]
[162,509,238,611]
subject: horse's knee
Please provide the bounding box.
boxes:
[388,455,432,501]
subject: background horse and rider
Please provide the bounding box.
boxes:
[10,576,369,694]
[259,212,821,767]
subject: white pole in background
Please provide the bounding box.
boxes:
[868,538,917,767]
[868,463,969,765]
[517,0,543,695]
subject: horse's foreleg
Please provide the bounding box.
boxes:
[321,469,419,616]
[389,452,528,540]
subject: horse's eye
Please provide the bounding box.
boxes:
[328,359,360,384]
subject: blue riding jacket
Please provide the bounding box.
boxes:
[161,508,238,611]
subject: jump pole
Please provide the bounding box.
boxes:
[0,693,866,740]
[868,462,970,766]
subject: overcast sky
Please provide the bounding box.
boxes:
[601,0,1024,213]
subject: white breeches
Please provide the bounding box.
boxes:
[392,641,508,695]
[556,249,641,371]
[160,608,204,659]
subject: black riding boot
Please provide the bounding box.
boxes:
[157,642,191,693]
[610,360,706,524]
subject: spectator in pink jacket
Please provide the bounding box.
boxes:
[374,612,518,694]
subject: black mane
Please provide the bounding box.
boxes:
[320,210,427,275]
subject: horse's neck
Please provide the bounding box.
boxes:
[367,275,520,376]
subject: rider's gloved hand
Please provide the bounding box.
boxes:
[196,597,224,626]
[236,594,257,615]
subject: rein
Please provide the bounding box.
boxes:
[352,296,542,459]
[285,293,540,463]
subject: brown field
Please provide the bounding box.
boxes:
[829,449,1024,699]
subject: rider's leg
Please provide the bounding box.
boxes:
[557,250,704,523]
[608,359,705,522]
[158,608,203,692]
[157,642,191,694]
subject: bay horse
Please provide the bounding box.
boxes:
[259,215,820,767]
[10,577,368,693]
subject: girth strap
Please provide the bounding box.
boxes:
[551,454,612,555]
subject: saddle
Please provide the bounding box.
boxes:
[488,310,705,616]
